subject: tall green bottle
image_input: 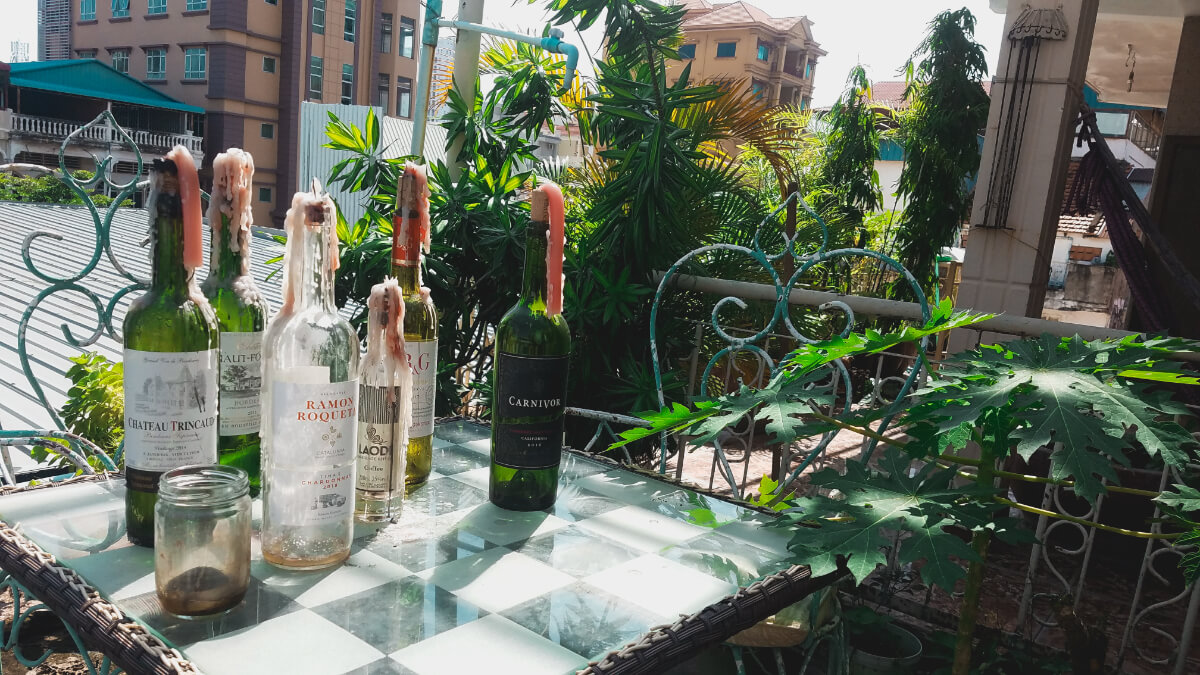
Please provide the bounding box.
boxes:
[391,163,437,485]
[201,149,269,495]
[122,147,219,546]
[489,183,571,511]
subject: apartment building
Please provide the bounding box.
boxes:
[70,0,422,227]
[666,0,823,109]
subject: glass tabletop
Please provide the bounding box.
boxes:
[0,420,802,675]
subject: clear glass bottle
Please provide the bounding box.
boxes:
[391,163,437,486]
[356,278,412,522]
[123,147,219,547]
[155,464,251,618]
[489,184,571,511]
[201,149,269,496]
[260,187,359,570]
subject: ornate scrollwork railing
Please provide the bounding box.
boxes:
[647,192,932,498]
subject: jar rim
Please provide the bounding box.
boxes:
[158,464,249,506]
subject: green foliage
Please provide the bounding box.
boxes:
[890,8,990,296]
[0,170,133,207]
[818,65,883,230]
[922,631,1073,675]
[38,353,125,473]
[1155,485,1200,584]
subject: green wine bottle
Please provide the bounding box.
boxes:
[201,150,269,496]
[489,183,571,511]
[122,147,219,547]
[391,163,437,486]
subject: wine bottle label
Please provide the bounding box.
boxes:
[493,353,568,470]
[406,339,437,437]
[217,331,263,436]
[357,385,403,492]
[267,379,358,527]
[122,348,218,476]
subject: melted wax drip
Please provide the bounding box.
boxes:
[365,278,414,451]
[537,181,566,316]
[165,145,203,270]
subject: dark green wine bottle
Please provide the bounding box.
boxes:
[122,149,219,547]
[201,150,269,496]
[490,186,571,511]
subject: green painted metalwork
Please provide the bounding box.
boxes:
[0,573,123,675]
[649,191,932,497]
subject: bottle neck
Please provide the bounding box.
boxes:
[211,214,250,281]
[394,264,421,297]
[296,221,337,312]
[151,193,189,292]
[392,208,423,297]
[521,220,549,307]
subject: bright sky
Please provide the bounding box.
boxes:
[3,0,1006,107]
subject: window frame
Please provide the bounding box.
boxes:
[111,0,130,19]
[396,76,412,118]
[308,56,323,99]
[343,0,356,42]
[183,47,206,80]
[377,73,389,111]
[262,56,276,73]
[111,48,129,73]
[147,0,166,14]
[757,43,769,62]
[258,186,272,203]
[260,122,275,139]
[400,16,415,59]
[380,13,392,54]
[715,42,736,58]
[80,0,96,21]
[341,63,354,105]
[677,43,695,60]
[186,0,207,11]
[311,0,325,34]
[145,47,166,80]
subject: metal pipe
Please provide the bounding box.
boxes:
[409,0,443,157]
[435,20,578,89]
[656,271,1143,342]
[445,0,485,181]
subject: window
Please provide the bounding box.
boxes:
[186,0,208,10]
[757,43,769,61]
[377,73,389,111]
[380,13,392,53]
[751,81,764,99]
[77,49,97,58]
[343,0,356,42]
[265,0,277,4]
[309,56,323,98]
[311,0,324,34]
[148,0,166,14]
[341,63,354,104]
[184,47,206,79]
[260,122,274,139]
[80,0,96,20]
[111,48,129,73]
[400,16,415,58]
[1095,111,1130,136]
[804,62,813,79]
[715,42,736,58]
[396,76,412,118]
[262,56,276,73]
[258,187,272,203]
[145,47,165,79]
[677,44,695,59]
[111,0,129,18]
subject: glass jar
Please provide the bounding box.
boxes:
[154,465,251,618]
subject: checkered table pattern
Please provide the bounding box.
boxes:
[0,420,800,675]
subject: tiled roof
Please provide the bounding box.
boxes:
[1058,213,1107,237]
[682,1,807,35]
[867,80,993,110]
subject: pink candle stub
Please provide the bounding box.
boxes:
[207,148,255,275]
[537,182,566,316]
[165,145,203,270]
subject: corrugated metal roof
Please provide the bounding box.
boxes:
[0,201,364,472]
[8,60,206,114]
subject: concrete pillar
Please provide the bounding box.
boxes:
[952,0,1099,348]
[1145,15,1200,337]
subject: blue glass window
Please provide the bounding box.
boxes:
[716,42,736,58]
[678,44,695,59]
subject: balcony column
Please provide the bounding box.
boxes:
[1144,15,1200,337]
[951,0,1099,349]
